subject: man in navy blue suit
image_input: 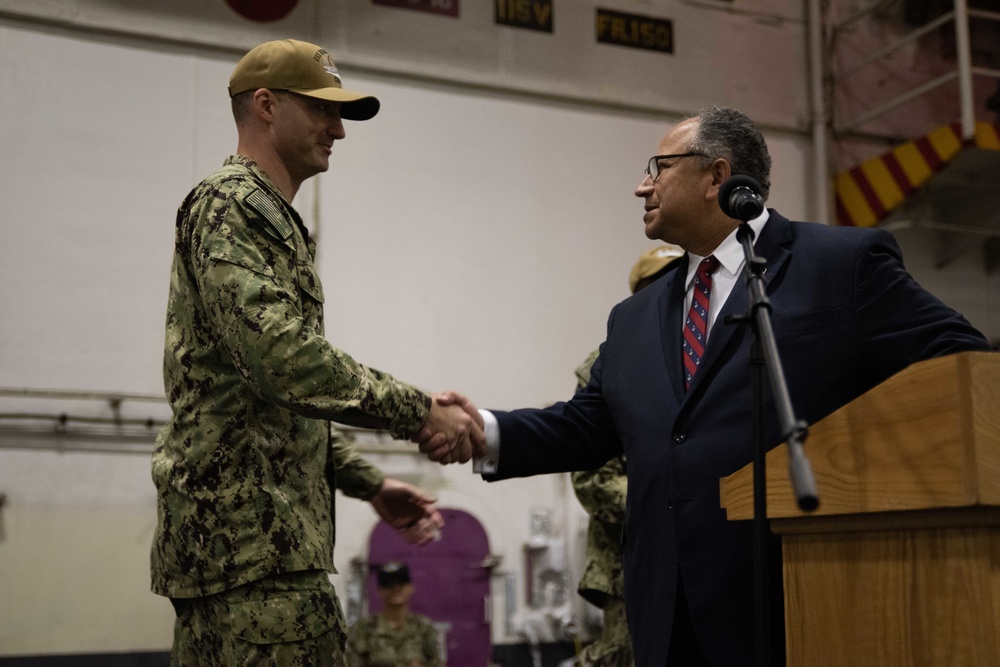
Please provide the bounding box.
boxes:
[419,107,991,666]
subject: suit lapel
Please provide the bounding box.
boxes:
[658,255,690,404]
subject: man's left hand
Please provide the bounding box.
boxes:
[369,477,444,545]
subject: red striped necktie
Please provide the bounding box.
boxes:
[682,255,720,391]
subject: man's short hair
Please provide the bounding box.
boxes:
[231,90,254,125]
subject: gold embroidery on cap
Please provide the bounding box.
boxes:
[317,52,342,84]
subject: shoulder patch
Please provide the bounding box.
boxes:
[244,189,294,240]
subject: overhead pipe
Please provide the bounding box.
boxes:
[807,0,829,225]
[954,0,976,140]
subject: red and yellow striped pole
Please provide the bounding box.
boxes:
[835,121,1000,227]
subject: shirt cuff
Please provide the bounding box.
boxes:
[472,409,500,474]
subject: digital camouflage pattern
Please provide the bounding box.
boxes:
[328,425,383,495]
[151,155,431,600]
[572,350,634,666]
[328,426,385,547]
[573,456,627,605]
[170,569,347,667]
[346,613,441,667]
[576,597,632,667]
[571,350,626,606]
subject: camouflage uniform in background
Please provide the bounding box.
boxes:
[571,350,634,667]
[152,155,431,665]
[347,613,442,667]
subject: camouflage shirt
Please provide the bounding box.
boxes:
[571,350,627,607]
[328,427,383,504]
[347,613,441,667]
[151,156,431,598]
[328,426,386,545]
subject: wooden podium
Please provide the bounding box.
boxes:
[720,351,1000,666]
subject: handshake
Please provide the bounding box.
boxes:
[411,391,488,465]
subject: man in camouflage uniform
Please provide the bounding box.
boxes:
[151,39,483,666]
[572,245,683,667]
[347,562,441,667]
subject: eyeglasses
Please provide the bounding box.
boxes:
[644,152,708,182]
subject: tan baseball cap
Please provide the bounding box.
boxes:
[629,244,684,293]
[229,39,379,121]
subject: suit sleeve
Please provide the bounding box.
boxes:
[853,229,990,382]
[488,316,624,480]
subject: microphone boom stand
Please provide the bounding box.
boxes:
[728,220,819,666]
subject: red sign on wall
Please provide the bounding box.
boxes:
[225,0,298,23]
[372,0,459,18]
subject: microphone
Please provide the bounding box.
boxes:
[719,175,765,221]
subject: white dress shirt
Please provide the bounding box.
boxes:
[682,210,768,340]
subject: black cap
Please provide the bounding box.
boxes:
[376,561,411,587]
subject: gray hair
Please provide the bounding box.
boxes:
[688,106,771,201]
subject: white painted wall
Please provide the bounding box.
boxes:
[0,0,995,658]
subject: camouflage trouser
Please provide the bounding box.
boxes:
[170,570,348,667]
[579,596,634,667]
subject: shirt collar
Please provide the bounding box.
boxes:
[685,209,770,288]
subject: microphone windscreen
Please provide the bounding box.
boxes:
[718,175,763,219]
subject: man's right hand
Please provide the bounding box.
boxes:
[412,392,486,464]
